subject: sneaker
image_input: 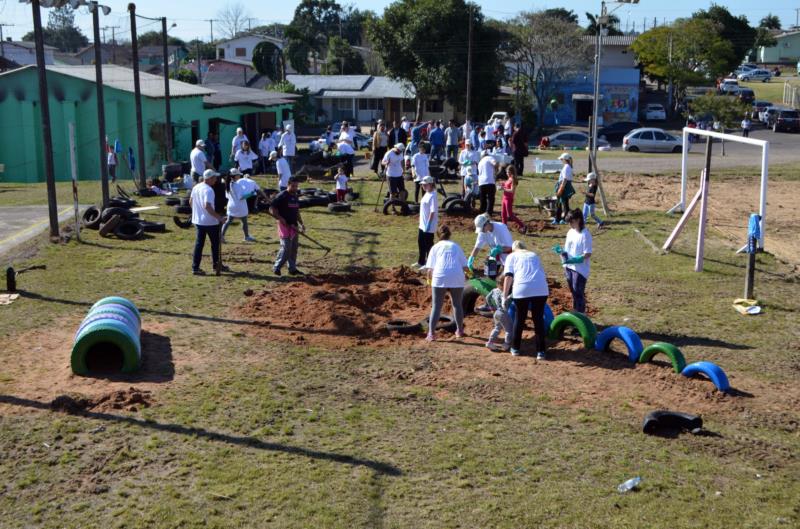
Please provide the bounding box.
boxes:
[500,342,511,352]
[455,330,465,338]
[536,351,546,360]
[289,269,304,276]
[485,340,495,349]
[410,262,422,269]
[244,236,256,242]
[510,348,521,356]
[558,220,566,225]
[273,268,281,276]
[425,333,436,342]
[220,237,227,244]
[216,264,231,272]
[550,219,559,225]
[192,269,205,276]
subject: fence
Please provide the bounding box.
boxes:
[782,82,800,109]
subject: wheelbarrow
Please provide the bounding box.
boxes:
[532,194,559,218]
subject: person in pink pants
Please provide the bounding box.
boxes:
[500,166,526,233]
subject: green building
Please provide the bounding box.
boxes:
[0,65,295,183]
[757,30,800,64]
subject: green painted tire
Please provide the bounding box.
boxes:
[76,318,140,350]
[71,323,141,375]
[638,342,686,374]
[91,296,141,324]
[468,277,496,298]
[85,305,140,333]
[547,311,597,349]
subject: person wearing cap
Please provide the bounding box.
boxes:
[582,172,604,226]
[445,120,461,160]
[477,149,499,215]
[190,139,212,183]
[279,123,297,170]
[190,169,227,275]
[221,169,256,243]
[468,213,514,273]
[338,121,356,146]
[400,116,410,133]
[411,143,431,203]
[555,209,593,314]
[258,131,276,174]
[424,225,469,341]
[382,143,406,200]
[415,175,438,268]
[554,152,576,224]
[269,177,305,276]
[270,150,291,192]
[371,122,389,176]
[503,240,550,358]
[230,127,249,160]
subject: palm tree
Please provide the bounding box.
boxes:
[759,14,781,30]
[585,12,623,36]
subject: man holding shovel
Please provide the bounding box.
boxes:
[270,177,305,276]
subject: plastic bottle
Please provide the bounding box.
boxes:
[617,477,641,493]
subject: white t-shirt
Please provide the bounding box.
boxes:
[232,134,248,153]
[401,119,410,132]
[234,149,257,171]
[474,222,513,264]
[259,137,275,157]
[477,156,496,185]
[335,174,348,190]
[337,141,355,155]
[504,250,549,298]
[411,152,429,181]
[459,148,479,176]
[279,132,296,156]
[339,130,353,144]
[238,176,260,196]
[190,183,217,226]
[564,227,593,279]
[419,191,438,232]
[382,149,404,177]
[276,158,291,188]
[226,179,249,217]
[190,148,207,175]
[558,163,573,183]
[425,240,468,288]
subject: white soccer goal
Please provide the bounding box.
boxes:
[663,127,769,272]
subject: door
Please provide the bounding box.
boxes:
[575,100,592,122]
[652,130,669,152]
[637,130,655,151]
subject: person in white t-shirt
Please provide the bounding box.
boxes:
[190,169,227,275]
[554,152,575,224]
[503,240,550,358]
[107,146,118,183]
[411,144,430,203]
[333,166,349,202]
[555,209,593,314]
[278,124,296,169]
[270,150,291,191]
[468,213,514,272]
[400,116,410,133]
[234,140,258,175]
[424,224,469,341]
[230,128,249,159]
[190,139,212,183]
[382,143,406,199]
[477,151,498,215]
[415,175,438,268]
[221,169,256,243]
[258,132,276,174]
[336,139,355,176]
[459,139,479,195]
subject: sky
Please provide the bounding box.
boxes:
[1,0,798,43]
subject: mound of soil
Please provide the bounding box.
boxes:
[440,215,553,235]
[50,387,153,414]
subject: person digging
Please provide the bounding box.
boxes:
[269,177,305,277]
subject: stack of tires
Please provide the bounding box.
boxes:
[71,296,142,375]
[81,197,165,240]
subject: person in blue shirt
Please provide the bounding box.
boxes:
[409,121,427,155]
[470,125,483,153]
[429,120,445,160]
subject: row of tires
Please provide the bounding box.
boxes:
[82,205,165,240]
[71,296,142,375]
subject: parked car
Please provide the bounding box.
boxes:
[597,121,643,143]
[760,106,782,126]
[623,128,686,153]
[738,69,772,82]
[772,110,800,133]
[752,100,771,116]
[736,88,755,105]
[488,111,509,124]
[719,79,740,94]
[643,103,667,121]
[545,131,610,149]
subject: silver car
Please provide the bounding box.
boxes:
[546,131,610,149]
[623,128,687,153]
[737,69,772,82]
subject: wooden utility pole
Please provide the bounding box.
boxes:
[465,5,473,125]
[129,3,147,189]
[161,17,173,162]
[92,4,110,207]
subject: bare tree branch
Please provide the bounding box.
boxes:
[217,2,251,40]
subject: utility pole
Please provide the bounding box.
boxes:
[246,18,257,33]
[339,19,343,75]
[206,19,216,43]
[31,0,59,240]
[161,17,173,162]
[129,3,147,189]
[667,33,673,116]
[92,2,110,208]
[100,26,107,44]
[0,23,14,59]
[796,8,799,28]
[109,26,119,63]
[196,40,202,84]
[465,4,473,126]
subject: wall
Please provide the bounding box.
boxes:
[547,68,640,126]
[759,34,800,63]
[600,46,637,68]
[3,45,54,66]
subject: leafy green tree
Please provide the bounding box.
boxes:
[170,68,198,84]
[250,23,288,39]
[324,36,365,74]
[267,81,316,125]
[285,0,343,73]
[759,13,781,30]
[542,8,579,25]
[252,41,285,81]
[22,5,88,52]
[186,40,216,61]
[687,93,750,155]
[693,4,755,74]
[137,31,186,48]
[753,28,778,51]
[584,12,622,36]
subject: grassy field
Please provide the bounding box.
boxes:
[740,78,800,105]
[0,166,798,528]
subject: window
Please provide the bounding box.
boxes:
[358,98,384,110]
[235,47,246,57]
[639,131,654,140]
[653,131,668,141]
[402,99,415,112]
[425,99,443,113]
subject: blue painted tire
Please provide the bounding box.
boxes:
[83,305,140,333]
[90,296,141,324]
[76,318,140,349]
[594,326,643,362]
[543,303,554,330]
[72,297,142,376]
[75,313,140,342]
[71,323,141,375]
[681,361,730,392]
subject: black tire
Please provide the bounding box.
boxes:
[444,199,469,216]
[627,146,639,152]
[180,197,190,207]
[300,187,319,196]
[173,216,192,229]
[175,205,192,215]
[299,196,329,209]
[81,206,102,229]
[328,202,352,213]
[642,410,703,435]
[263,188,279,197]
[108,197,136,209]
[385,319,423,334]
[140,221,166,233]
[116,185,131,199]
[98,215,122,237]
[446,192,461,200]
[442,196,460,210]
[407,203,420,214]
[462,283,480,315]
[346,191,360,201]
[383,199,411,216]
[672,146,682,153]
[422,314,456,332]
[114,220,145,240]
[100,207,137,223]
[164,197,180,206]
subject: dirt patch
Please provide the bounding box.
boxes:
[50,387,153,413]
[439,215,554,235]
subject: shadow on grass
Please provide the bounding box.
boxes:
[0,394,402,477]
[80,330,175,383]
[79,239,278,265]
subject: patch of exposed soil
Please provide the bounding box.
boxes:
[438,214,554,236]
[50,387,153,413]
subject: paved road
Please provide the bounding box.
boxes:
[0,206,81,259]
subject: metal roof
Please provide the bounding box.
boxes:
[45,64,214,98]
[7,41,57,51]
[202,83,297,108]
[286,75,371,94]
[286,75,414,99]
[581,35,636,46]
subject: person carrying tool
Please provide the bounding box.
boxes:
[467,213,514,274]
[582,172,604,226]
[270,177,305,276]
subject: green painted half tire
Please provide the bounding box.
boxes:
[85,305,141,333]
[638,342,686,374]
[547,311,597,349]
[71,323,141,376]
[91,296,141,324]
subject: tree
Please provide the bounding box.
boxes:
[753,27,778,51]
[285,0,343,73]
[250,23,288,39]
[217,2,251,39]
[267,81,316,125]
[687,93,749,155]
[368,0,506,120]
[137,31,186,48]
[759,13,781,30]
[170,68,198,84]
[693,4,755,73]
[542,8,579,24]
[508,12,592,131]
[324,36,365,74]
[186,40,216,61]
[252,41,285,81]
[585,12,622,36]
[340,6,375,46]
[22,5,88,52]
[632,19,736,92]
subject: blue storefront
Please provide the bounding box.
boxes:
[545,68,640,127]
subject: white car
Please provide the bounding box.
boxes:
[545,130,610,149]
[719,79,740,93]
[488,111,509,124]
[623,128,687,153]
[644,103,667,121]
[737,69,772,82]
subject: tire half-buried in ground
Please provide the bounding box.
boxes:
[386,319,423,334]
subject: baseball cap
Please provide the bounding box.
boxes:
[195,139,205,147]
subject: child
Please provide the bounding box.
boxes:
[500,166,526,232]
[463,166,477,200]
[411,143,430,203]
[334,167,348,202]
[485,278,513,351]
[234,140,258,175]
[222,169,254,243]
[555,209,592,313]
[582,172,604,227]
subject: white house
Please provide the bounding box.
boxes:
[215,34,284,62]
[1,41,56,66]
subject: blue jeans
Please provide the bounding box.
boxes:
[583,203,603,225]
[564,268,587,313]
[193,224,221,271]
[221,215,249,239]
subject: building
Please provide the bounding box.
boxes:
[189,58,271,89]
[757,30,800,63]
[1,41,56,66]
[138,45,188,75]
[215,34,285,62]
[286,74,458,124]
[0,65,295,183]
[73,44,132,67]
